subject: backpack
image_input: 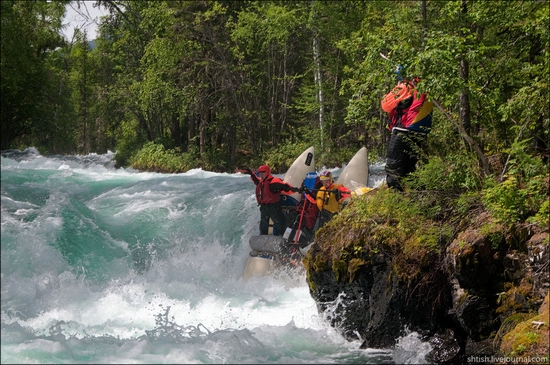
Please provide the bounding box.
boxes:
[381,82,414,113]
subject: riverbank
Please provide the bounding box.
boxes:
[304,186,549,363]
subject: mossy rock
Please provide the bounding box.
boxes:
[348,258,366,282]
[499,293,549,362]
[496,275,538,317]
[332,259,347,282]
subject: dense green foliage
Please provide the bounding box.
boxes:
[1,0,71,152]
[130,141,197,173]
[2,0,548,221]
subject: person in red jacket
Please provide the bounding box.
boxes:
[241,165,300,235]
[288,183,320,246]
[382,76,433,191]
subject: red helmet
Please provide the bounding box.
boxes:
[257,165,271,175]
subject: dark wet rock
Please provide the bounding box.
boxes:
[307,243,465,359]
[305,205,549,364]
[426,328,462,363]
[464,337,497,359]
[452,295,496,341]
[527,232,550,299]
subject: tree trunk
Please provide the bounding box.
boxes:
[187,114,196,152]
[227,125,236,169]
[459,58,471,134]
[459,0,471,135]
[311,1,325,148]
[171,114,181,149]
[432,100,491,176]
[421,0,427,47]
[199,109,206,155]
[312,20,324,148]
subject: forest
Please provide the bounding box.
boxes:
[1,1,548,206]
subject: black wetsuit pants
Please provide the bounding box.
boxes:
[385,130,427,191]
[259,202,286,235]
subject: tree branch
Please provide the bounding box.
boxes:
[431,99,491,176]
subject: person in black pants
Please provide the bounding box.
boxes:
[382,77,433,191]
[238,165,299,235]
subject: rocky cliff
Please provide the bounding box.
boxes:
[303,187,549,363]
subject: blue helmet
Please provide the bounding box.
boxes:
[320,170,333,183]
[395,65,405,82]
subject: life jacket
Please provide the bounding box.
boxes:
[387,91,433,133]
[316,183,351,214]
[381,82,415,113]
[255,175,283,204]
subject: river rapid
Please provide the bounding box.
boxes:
[1,148,432,364]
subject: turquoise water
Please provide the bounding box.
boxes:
[1,148,430,364]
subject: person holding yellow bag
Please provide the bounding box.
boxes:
[315,171,351,229]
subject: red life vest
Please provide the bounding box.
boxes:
[388,91,433,133]
[302,194,319,230]
[255,175,284,204]
[294,193,320,230]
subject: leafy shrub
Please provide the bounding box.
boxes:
[482,140,548,226]
[456,191,482,216]
[112,119,146,168]
[258,141,358,174]
[407,153,483,192]
[201,148,228,171]
[130,142,197,173]
[527,198,549,229]
[261,142,315,174]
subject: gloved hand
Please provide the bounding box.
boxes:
[290,187,300,193]
[234,168,253,175]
